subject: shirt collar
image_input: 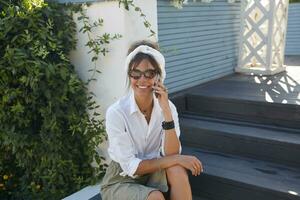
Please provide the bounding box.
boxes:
[129,91,139,115]
[152,95,161,115]
[128,91,160,116]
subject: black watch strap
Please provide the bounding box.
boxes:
[162,120,175,130]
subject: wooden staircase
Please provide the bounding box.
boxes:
[172,69,300,200]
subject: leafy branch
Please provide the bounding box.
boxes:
[118,0,156,37]
[77,5,122,85]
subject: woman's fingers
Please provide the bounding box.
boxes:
[153,89,166,95]
[193,158,202,175]
[192,157,203,176]
[199,160,203,173]
[153,82,168,92]
[195,163,201,176]
[179,155,203,176]
[152,86,167,93]
[192,164,199,176]
[153,87,168,100]
[190,166,196,176]
[191,157,199,175]
[197,160,203,175]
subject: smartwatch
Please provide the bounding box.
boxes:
[162,120,175,130]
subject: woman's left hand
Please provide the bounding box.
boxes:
[152,82,170,111]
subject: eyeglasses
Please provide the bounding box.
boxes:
[129,69,157,80]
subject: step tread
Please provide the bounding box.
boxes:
[183,147,300,195]
[187,93,300,109]
[180,115,300,144]
[188,85,300,105]
[186,68,300,106]
[184,92,300,129]
[192,196,212,200]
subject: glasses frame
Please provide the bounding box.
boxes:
[129,69,158,80]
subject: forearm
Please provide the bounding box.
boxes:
[164,130,181,155]
[134,154,179,176]
[163,107,180,155]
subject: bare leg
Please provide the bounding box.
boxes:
[166,165,192,200]
[147,190,165,200]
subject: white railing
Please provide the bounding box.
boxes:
[236,0,289,75]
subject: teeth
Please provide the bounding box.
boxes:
[137,85,147,89]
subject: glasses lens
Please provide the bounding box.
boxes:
[129,70,142,79]
[144,70,157,79]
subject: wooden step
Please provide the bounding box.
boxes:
[184,94,300,129]
[180,115,300,168]
[170,68,300,130]
[183,147,300,200]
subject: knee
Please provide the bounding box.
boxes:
[147,190,165,200]
[166,165,189,185]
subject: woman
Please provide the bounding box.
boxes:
[101,40,203,200]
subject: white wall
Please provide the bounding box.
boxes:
[70,0,158,119]
[69,0,158,159]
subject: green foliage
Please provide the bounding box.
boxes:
[290,0,300,3]
[118,0,156,37]
[170,0,185,8]
[0,1,107,199]
[76,5,122,84]
[117,0,186,36]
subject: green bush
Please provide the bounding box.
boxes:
[290,0,300,3]
[0,1,106,199]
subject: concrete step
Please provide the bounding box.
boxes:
[62,184,101,200]
[62,183,212,200]
[180,115,300,168]
[183,146,300,200]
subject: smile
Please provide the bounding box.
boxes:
[137,85,150,89]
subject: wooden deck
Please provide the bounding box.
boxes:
[183,56,300,106]
[173,56,300,200]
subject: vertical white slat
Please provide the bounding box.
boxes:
[266,0,275,70]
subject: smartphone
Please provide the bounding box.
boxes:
[154,75,161,98]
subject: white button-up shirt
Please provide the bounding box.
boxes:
[105,91,181,178]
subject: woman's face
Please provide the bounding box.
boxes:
[129,59,157,97]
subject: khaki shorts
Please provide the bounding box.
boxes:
[100,160,169,200]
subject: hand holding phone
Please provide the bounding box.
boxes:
[154,75,160,98]
[153,75,170,111]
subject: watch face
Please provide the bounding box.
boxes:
[162,121,175,130]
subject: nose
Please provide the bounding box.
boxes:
[139,74,148,81]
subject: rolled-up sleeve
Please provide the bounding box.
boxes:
[106,107,141,178]
[160,100,182,156]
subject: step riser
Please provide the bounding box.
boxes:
[180,125,300,168]
[184,95,300,129]
[190,174,300,200]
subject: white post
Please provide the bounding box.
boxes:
[266,0,275,71]
[236,0,289,75]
